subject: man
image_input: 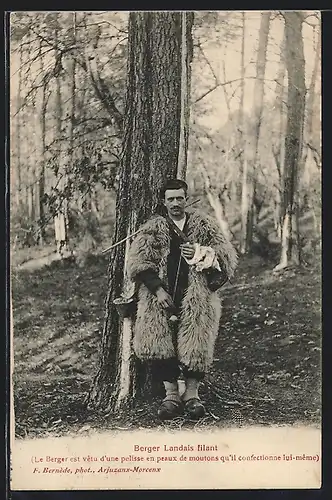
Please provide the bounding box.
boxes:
[127,179,237,420]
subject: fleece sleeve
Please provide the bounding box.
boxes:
[135,268,164,295]
[200,215,238,279]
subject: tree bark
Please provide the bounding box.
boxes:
[87,12,193,413]
[274,12,306,270]
[242,12,271,253]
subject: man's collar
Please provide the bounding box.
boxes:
[169,214,186,224]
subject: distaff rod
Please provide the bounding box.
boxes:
[101,198,200,254]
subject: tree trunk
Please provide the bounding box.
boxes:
[241,157,250,252]
[273,29,286,239]
[199,162,232,241]
[38,77,47,244]
[302,24,320,239]
[220,43,236,232]
[239,12,247,254]
[242,12,271,253]
[27,183,34,221]
[68,13,77,164]
[35,38,47,245]
[84,22,124,136]
[177,12,194,179]
[274,12,306,271]
[15,43,23,209]
[306,25,320,146]
[87,12,193,413]
[53,16,69,257]
[307,25,320,239]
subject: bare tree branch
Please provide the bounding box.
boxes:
[194,76,278,104]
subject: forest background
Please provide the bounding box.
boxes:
[10,11,321,436]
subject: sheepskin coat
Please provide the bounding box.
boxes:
[127,209,238,373]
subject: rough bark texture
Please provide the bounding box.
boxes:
[87,12,193,412]
[275,12,306,270]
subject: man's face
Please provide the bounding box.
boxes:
[163,188,187,219]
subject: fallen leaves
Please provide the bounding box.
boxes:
[12,254,321,436]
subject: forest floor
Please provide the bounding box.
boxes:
[11,250,321,439]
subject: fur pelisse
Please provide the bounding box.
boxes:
[127,210,238,372]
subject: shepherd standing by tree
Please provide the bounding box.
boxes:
[127,178,238,420]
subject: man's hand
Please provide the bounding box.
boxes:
[156,287,175,311]
[180,243,196,260]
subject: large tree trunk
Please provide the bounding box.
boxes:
[274,12,306,271]
[241,12,270,253]
[87,12,193,413]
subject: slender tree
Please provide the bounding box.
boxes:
[303,23,320,179]
[241,12,271,253]
[34,37,47,244]
[239,11,247,254]
[302,23,320,239]
[177,11,194,179]
[272,28,286,238]
[53,14,70,256]
[274,12,306,270]
[87,11,194,412]
[15,42,23,209]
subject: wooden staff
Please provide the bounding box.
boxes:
[102,198,200,254]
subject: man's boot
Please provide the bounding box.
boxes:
[182,378,205,420]
[158,381,183,420]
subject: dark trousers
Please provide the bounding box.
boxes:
[151,357,205,383]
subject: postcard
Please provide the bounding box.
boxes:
[9,10,321,491]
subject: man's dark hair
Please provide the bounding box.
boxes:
[159,179,188,200]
